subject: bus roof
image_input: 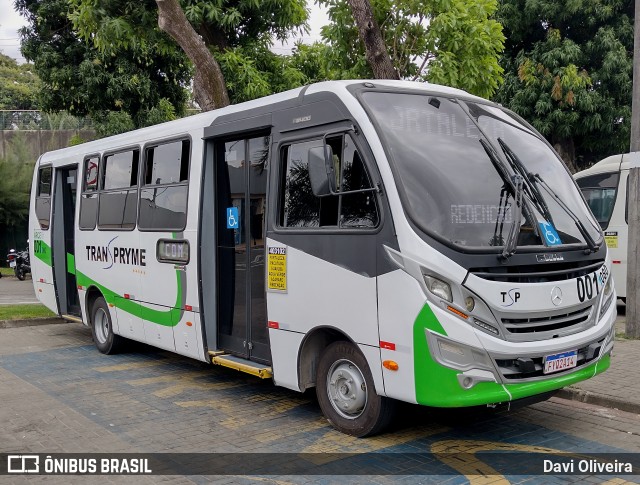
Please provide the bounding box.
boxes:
[37,80,487,166]
[575,154,625,178]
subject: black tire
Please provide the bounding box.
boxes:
[316,341,395,437]
[90,296,124,354]
[15,267,25,280]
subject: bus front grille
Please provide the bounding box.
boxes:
[501,304,593,335]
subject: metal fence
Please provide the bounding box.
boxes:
[0,110,94,131]
[1,109,203,131]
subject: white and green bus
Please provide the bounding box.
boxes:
[29,80,616,436]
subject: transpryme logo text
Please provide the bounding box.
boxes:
[86,237,146,269]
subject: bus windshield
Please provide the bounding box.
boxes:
[575,172,620,230]
[361,92,602,251]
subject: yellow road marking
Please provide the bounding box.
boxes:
[302,424,450,460]
[431,439,610,484]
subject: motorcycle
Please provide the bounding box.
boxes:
[7,246,31,281]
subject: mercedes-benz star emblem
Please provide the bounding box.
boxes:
[551,286,563,306]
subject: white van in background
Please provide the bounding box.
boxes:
[575,153,633,301]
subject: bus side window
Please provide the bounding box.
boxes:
[35,166,52,230]
[139,139,190,231]
[97,149,139,230]
[79,156,99,230]
[280,134,378,229]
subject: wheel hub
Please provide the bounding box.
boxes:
[327,359,367,419]
[94,308,109,344]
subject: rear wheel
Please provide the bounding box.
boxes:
[15,266,25,280]
[91,296,124,354]
[316,341,395,437]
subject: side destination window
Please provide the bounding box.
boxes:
[35,166,52,230]
[79,156,99,230]
[98,148,139,230]
[139,139,190,230]
[280,133,378,228]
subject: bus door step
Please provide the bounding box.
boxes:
[210,353,273,379]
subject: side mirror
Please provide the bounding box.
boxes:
[308,145,336,197]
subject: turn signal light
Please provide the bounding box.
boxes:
[383,360,399,371]
[447,305,469,320]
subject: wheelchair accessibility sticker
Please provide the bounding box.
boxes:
[227,207,239,229]
[539,221,562,246]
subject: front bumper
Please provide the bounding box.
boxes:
[412,293,616,408]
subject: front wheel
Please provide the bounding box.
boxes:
[91,296,124,354]
[316,341,395,437]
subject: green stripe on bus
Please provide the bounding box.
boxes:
[34,239,182,327]
[34,239,52,266]
[67,252,76,275]
[75,269,182,327]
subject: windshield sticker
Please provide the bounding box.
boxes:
[226,207,239,229]
[539,221,562,246]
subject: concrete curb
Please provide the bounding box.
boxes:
[556,387,640,415]
[0,317,68,329]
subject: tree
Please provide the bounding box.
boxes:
[0,133,33,257]
[69,0,309,111]
[16,0,191,131]
[494,0,633,171]
[319,0,506,98]
[0,53,39,111]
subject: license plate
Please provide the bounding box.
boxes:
[9,261,16,268]
[543,350,577,374]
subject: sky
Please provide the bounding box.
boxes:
[0,0,329,64]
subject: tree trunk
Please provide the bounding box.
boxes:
[346,0,399,80]
[155,0,230,111]
[552,135,578,174]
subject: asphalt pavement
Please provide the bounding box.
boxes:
[0,273,38,305]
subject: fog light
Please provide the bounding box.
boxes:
[465,296,475,312]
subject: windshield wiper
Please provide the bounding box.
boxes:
[496,138,599,253]
[497,138,554,225]
[503,174,524,259]
[480,139,524,259]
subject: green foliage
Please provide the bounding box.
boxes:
[319,0,505,98]
[93,111,135,138]
[67,0,309,106]
[68,133,86,146]
[0,134,33,229]
[0,53,40,110]
[495,0,633,169]
[16,0,190,131]
[138,98,177,128]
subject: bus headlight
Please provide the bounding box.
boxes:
[604,277,613,297]
[423,275,452,302]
